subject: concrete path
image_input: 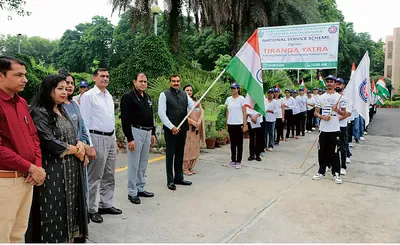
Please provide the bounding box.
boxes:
[88,109,400,243]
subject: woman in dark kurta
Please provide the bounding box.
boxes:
[26,74,88,243]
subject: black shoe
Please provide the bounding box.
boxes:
[89,212,103,223]
[138,190,154,198]
[98,206,122,215]
[255,156,262,161]
[174,180,192,185]
[128,195,141,204]
[248,156,255,161]
[167,183,176,190]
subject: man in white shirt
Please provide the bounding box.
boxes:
[72,80,89,104]
[80,68,122,223]
[158,75,195,190]
[336,78,352,175]
[312,75,347,184]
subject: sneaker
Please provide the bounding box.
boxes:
[364,131,368,135]
[346,157,351,163]
[312,173,325,180]
[223,161,236,167]
[333,173,343,184]
[355,140,360,144]
[260,152,265,157]
[360,136,365,141]
[349,143,353,148]
[235,163,241,169]
[312,127,315,131]
[267,148,273,152]
[326,166,331,172]
[340,168,346,175]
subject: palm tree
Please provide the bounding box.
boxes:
[195,0,321,54]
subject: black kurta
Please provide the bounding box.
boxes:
[26,108,88,243]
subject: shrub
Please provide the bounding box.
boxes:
[215,105,226,131]
[391,94,400,101]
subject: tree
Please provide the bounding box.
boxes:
[0,35,58,64]
[0,0,30,17]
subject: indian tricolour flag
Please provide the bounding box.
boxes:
[318,74,326,88]
[300,79,307,93]
[376,76,390,99]
[226,30,266,116]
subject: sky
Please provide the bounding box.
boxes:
[0,0,399,41]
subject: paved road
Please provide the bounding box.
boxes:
[368,108,400,137]
[89,111,400,243]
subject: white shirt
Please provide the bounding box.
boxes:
[298,95,307,112]
[80,85,116,136]
[225,96,245,125]
[339,95,353,127]
[282,97,295,110]
[246,108,262,128]
[264,98,280,122]
[158,90,195,130]
[274,98,283,118]
[306,97,316,110]
[313,94,320,104]
[316,92,345,132]
[292,96,300,115]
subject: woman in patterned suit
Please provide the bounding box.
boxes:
[26,74,88,243]
[182,85,205,175]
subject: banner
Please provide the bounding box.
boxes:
[258,22,340,70]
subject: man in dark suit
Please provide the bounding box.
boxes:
[158,75,195,190]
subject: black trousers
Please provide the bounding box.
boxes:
[306,109,315,131]
[339,126,347,170]
[164,129,187,184]
[285,109,294,138]
[275,118,284,143]
[294,113,301,136]
[228,124,244,163]
[318,131,340,175]
[347,121,353,143]
[248,123,264,157]
[299,111,306,135]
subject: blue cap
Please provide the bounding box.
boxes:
[285,88,291,92]
[79,81,88,87]
[307,90,312,93]
[325,75,337,81]
[292,90,298,94]
[230,83,240,89]
[299,88,304,91]
[336,78,345,84]
[267,88,274,93]
[313,87,318,90]
[274,88,280,92]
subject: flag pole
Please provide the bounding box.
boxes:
[311,69,313,86]
[177,69,226,129]
[297,69,300,84]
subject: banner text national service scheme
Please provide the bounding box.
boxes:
[258,22,340,70]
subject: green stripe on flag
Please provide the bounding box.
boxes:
[226,56,266,117]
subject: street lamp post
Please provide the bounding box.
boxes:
[150,5,161,36]
[17,33,21,54]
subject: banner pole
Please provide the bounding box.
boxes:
[177,69,226,129]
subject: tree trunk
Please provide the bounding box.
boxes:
[231,0,242,55]
[169,0,182,54]
[194,9,200,33]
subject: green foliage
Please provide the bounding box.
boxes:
[215,105,227,131]
[205,120,217,139]
[380,100,400,108]
[0,0,30,16]
[262,70,294,92]
[391,94,400,101]
[15,54,57,103]
[115,118,125,143]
